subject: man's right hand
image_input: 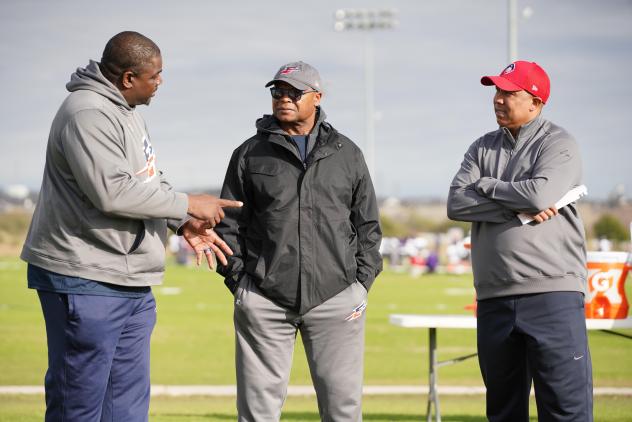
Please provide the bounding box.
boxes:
[187,194,243,227]
[528,206,558,224]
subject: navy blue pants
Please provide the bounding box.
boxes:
[477,291,593,422]
[37,290,156,422]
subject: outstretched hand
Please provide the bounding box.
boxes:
[181,218,233,269]
[187,194,243,227]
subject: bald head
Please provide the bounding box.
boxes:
[99,31,161,84]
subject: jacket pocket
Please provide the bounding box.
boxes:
[247,161,282,176]
[247,158,295,208]
[314,218,354,284]
[345,222,358,282]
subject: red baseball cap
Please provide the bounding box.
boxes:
[481,61,550,103]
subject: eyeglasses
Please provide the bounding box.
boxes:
[270,87,317,101]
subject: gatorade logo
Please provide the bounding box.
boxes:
[590,270,618,292]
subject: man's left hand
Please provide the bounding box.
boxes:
[181,219,233,269]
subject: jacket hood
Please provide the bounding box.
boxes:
[255,106,328,135]
[66,60,132,111]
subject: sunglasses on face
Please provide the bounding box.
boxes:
[270,87,317,101]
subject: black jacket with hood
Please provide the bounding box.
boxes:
[216,109,382,314]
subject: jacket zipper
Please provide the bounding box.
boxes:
[295,130,337,312]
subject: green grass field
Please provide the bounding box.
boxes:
[1,257,631,420]
[3,395,632,421]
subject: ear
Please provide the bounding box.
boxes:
[530,96,543,112]
[121,70,135,89]
[313,92,322,107]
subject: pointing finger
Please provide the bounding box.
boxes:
[218,199,243,208]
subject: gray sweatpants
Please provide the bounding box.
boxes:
[233,275,368,422]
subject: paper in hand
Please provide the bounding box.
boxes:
[517,185,587,225]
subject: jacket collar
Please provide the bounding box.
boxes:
[308,124,339,163]
[502,113,545,147]
[255,107,340,162]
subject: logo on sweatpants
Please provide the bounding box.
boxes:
[345,301,367,321]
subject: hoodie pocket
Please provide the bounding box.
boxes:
[128,221,146,253]
[82,207,140,255]
[125,219,167,275]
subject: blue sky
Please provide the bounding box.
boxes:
[1,0,631,199]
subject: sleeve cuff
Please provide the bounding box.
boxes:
[173,192,189,219]
[172,216,192,235]
[356,272,376,292]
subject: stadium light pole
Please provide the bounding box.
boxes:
[334,8,398,182]
[508,0,518,62]
[508,0,534,63]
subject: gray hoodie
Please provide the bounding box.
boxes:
[447,115,587,300]
[21,61,188,286]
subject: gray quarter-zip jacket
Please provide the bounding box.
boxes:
[447,114,587,300]
[21,60,188,286]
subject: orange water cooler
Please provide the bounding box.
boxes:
[461,237,478,314]
[585,251,630,319]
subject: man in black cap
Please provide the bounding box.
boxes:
[215,61,382,421]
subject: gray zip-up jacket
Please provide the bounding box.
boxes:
[447,115,586,300]
[21,60,188,286]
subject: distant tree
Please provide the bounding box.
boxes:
[436,219,471,234]
[593,214,628,242]
[0,211,32,249]
[407,214,436,233]
[379,214,408,238]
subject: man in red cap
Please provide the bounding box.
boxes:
[447,61,593,421]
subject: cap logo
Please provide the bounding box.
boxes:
[280,66,300,75]
[502,63,516,75]
[532,84,538,91]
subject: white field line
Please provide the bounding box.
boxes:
[1,385,631,396]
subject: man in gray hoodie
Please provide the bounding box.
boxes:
[447,61,592,421]
[21,31,240,422]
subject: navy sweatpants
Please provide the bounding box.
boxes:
[477,291,593,422]
[37,290,156,422]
